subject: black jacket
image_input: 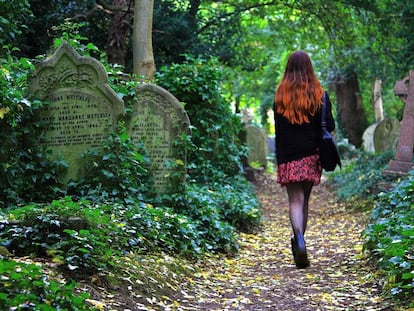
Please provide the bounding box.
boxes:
[275,92,335,164]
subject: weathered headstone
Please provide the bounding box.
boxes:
[363,118,400,154]
[362,124,376,153]
[127,83,190,193]
[30,42,125,182]
[373,118,400,153]
[385,70,414,174]
[245,125,268,168]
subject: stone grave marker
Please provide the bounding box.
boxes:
[245,125,268,168]
[127,83,190,193]
[362,118,400,154]
[373,118,400,153]
[362,124,376,153]
[385,70,414,174]
[30,42,125,182]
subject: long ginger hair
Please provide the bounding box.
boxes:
[275,51,324,124]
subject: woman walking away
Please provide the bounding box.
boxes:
[274,51,335,269]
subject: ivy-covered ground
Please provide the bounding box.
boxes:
[170,173,396,311]
[72,172,404,310]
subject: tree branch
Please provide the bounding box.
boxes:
[95,0,133,13]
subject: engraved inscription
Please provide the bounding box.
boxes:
[39,91,112,148]
[128,84,190,193]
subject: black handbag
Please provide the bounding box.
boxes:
[320,92,341,171]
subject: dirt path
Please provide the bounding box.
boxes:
[175,173,395,311]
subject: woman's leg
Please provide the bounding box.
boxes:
[286,181,312,268]
[286,182,305,234]
[286,181,313,234]
[302,181,314,234]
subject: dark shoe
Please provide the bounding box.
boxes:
[293,232,310,269]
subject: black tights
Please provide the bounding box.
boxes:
[286,181,313,235]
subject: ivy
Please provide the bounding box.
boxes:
[363,171,414,301]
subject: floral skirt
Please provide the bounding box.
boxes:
[277,154,322,186]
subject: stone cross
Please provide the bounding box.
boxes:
[385,70,414,174]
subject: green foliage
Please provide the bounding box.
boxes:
[328,150,395,201]
[0,1,32,53]
[0,49,66,208]
[68,125,153,205]
[198,176,262,233]
[0,259,92,310]
[0,197,119,273]
[363,171,414,303]
[330,149,413,304]
[155,55,248,182]
[0,193,239,272]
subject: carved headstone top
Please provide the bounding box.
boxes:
[362,124,377,153]
[127,83,190,193]
[30,42,125,182]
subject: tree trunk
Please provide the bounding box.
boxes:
[106,0,132,66]
[334,69,368,147]
[372,78,384,122]
[133,0,156,79]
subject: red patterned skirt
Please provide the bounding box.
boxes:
[277,154,322,186]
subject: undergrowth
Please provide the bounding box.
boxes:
[328,149,413,305]
[362,171,414,305]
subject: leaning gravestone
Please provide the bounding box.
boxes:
[245,125,268,168]
[30,42,125,182]
[127,83,190,193]
[385,70,414,174]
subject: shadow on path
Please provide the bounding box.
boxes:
[177,173,395,311]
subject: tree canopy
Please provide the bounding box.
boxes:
[1,0,413,143]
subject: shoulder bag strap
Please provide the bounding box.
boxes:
[321,92,327,129]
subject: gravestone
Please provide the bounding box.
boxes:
[362,124,376,153]
[127,83,190,192]
[385,70,414,174]
[362,118,400,153]
[245,125,268,168]
[30,42,125,182]
[373,118,400,153]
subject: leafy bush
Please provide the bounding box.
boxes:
[191,176,262,233]
[68,125,153,205]
[328,150,395,201]
[0,197,121,273]
[0,50,67,208]
[362,171,414,303]
[0,1,32,51]
[0,192,241,274]
[155,55,248,182]
[0,258,92,310]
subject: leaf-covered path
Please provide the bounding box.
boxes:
[175,173,395,311]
